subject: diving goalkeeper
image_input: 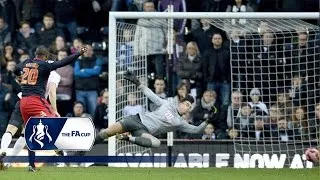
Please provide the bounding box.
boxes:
[93,71,209,148]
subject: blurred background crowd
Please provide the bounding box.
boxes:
[0,0,319,142]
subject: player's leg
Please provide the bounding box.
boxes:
[93,122,125,145]
[0,101,22,154]
[121,132,161,148]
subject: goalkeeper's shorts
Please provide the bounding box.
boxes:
[119,114,149,136]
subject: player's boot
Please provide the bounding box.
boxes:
[28,165,36,172]
[0,152,6,170]
[116,133,129,141]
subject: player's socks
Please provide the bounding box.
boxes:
[128,137,152,148]
[28,150,36,168]
[93,133,107,146]
[11,135,26,157]
[0,132,13,152]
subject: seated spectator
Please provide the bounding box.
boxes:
[1,43,18,69]
[274,118,298,141]
[247,113,271,140]
[94,89,109,132]
[228,128,240,139]
[177,41,203,99]
[290,107,309,140]
[14,21,37,57]
[149,77,167,111]
[70,38,84,54]
[289,74,307,107]
[276,89,294,120]
[49,36,68,55]
[123,93,144,117]
[1,61,16,90]
[227,90,243,129]
[37,13,64,47]
[248,88,268,115]
[201,123,216,140]
[267,104,283,129]
[66,101,86,117]
[235,104,253,132]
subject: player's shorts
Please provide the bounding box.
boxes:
[8,101,23,128]
[119,114,149,136]
[20,95,56,124]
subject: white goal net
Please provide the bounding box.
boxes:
[108,12,320,167]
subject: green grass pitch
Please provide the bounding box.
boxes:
[0,167,319,180]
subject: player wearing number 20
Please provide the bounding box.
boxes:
[14,46,87,171]
[93,71,209,148]
[15,46,86,123]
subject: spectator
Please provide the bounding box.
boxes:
[74,44,103,115]
[276,89,294,121]
[185,19,216,55]
[290,107,309,140]
[18,53,30,63]
[1,60,16,90]
[248,114,271,140]
[227,90,243,129]
[0,43,18,68]
[94,89,109,131]
[0,74,13,136]
[289,74,308,107]
[149,77,167,111]
[226,0,254,25]
[66,101,86,117]
[56,49,74,117]
[228,128,239,139]
[53,0,78,41]
[134,0,167,77]
[123,93,144,117]
[201,0,228,12]
[14,21,37,57]
[274,118,297,141]
[248,88,268,115]
[49,36,68,55]
[203,32,231,106]
[0,17,11,53]
[235,104,253,132]
[201,123,216,140]
[117,29,134,70]
[71,38,84,54]
[37,13,64,47]
[177,41,203,99]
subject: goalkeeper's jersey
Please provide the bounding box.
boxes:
[137,85,207,136]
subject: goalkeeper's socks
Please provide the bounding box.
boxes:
[28,150,35,168]
[0,132,13,152]
[93,134,104,146]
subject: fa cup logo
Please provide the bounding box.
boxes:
[29,120,52,148]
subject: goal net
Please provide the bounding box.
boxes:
[108,12,320,168]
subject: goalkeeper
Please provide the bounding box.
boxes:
[93,71,209,148]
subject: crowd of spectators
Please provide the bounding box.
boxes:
[0,0,319,142]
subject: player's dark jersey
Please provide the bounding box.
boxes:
[15,52,81,98]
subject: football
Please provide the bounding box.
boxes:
[305,148,319,163]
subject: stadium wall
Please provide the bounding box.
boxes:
[82,140,317,169]
[8,140,317,169]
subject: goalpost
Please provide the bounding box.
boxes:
[108,12,319,168]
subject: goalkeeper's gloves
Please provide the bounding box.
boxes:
[124,70,140,86]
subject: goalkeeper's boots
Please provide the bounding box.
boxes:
[0,152,6,170]
[28,165,36,172]
[116,133,129,141]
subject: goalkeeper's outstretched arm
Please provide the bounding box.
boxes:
[137,84,166,106]
[178,120,208,134]
[123,70,166,106]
